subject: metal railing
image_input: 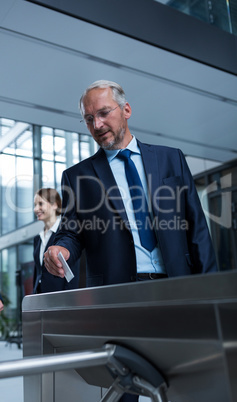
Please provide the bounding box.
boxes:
[0,346,112,379]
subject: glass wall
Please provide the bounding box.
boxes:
[194,161,237,272]
[0,122,34,235]
[0,117,93,332]
[155,0,237,35]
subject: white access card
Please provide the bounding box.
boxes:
[58,252,75,283]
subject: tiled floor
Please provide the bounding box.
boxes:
[0,341,24,402]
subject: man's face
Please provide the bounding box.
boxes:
[82,87,132,150]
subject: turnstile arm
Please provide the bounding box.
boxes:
[0,343,168,402]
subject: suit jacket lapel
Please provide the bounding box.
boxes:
[34,235,41,268]
[91,148,130,227]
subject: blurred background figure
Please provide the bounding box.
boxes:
[33,188,80,293]
[0,294,3,312]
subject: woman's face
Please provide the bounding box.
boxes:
[34,194,57,223]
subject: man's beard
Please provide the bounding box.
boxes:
[99,127,125,150]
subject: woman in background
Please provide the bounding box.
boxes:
[33,188,79,293]
[0,294,3,312]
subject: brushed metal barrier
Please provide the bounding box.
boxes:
[19,271,237,401]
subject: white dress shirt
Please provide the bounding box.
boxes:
[39,217,60,265]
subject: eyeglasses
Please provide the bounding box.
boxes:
[81,106,119,125]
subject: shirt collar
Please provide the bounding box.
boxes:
[50,217,60,233]
[104,135,140,162]
[39,217,60,240]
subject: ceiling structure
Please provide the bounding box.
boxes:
[0,0,237,174]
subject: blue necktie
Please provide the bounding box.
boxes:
[117,149,157,252]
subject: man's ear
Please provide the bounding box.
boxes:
[123,102,132,119]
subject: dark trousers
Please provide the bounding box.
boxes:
[119,394,139,402]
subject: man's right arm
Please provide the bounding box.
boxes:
[44,246,70,278]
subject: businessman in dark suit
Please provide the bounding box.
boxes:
[44,80,217,402]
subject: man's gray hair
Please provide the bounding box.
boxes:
[79,80,126,117]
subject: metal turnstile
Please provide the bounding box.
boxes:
[0,342,168,401]
[3,270,237,401]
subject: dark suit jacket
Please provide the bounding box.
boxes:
[54,140,217,287]
[33,229,80,294]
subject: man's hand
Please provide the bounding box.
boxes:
[44,246,70,278]
[0,300,4,312]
